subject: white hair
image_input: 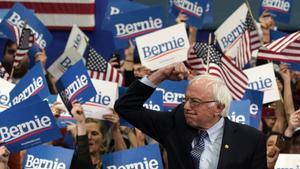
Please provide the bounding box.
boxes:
[189,74,232,116]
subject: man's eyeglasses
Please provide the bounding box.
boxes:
[184,97,217,107]
[6,49,16,55]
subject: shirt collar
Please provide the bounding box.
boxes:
[205,118,224,144]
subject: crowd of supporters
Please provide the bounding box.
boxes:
[0,11,299,169]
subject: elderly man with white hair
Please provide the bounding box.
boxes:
[115,62,267,169]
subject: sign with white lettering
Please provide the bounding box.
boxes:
[0,3,52,53]
[285,62,300,72]
[228,100,250,125]
[82,79,118,120]
[109,6,166,49]
[242,89,264,129]
[243,63,280,104]
[170,0,208,28]
[143,90,163,111]
[136,23,189,70]
[0,100,61,153]
[260,0,293,23]
[48,48,83,79]
[157,80,188,112]
[23,145,74,169]
[275,154,300,168]
[0,78,15,112]
[104,0,148,20]
[10,63,50,106]
[215,3,248,53]
[102,144,163,169]
[102,0,148,31]
[56,116,76,129]
[56,60,97,111]
[64,25,89,56]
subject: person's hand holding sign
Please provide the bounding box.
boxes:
[71,101,86,136]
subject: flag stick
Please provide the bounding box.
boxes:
[214,33,217,46]
[10,67,14,79]
[206,33,212,73]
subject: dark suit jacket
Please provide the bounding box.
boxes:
[114,80,267,169]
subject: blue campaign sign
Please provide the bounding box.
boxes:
[108,6,166,49]
[157,80,188,112]
[0,100,61,153]
[104,0,148,20]
[0,3,53,50]
[259,0,292,23]
[23,145,74,169]
[56,116,76,129]
[143,90,163,111]
[243,89,264,129]
[102,144,163,169]
[202,0,213,26]
[170,0,208,28]
[119,118,134,128]
[0,9,8,23]
[56,60,97,111]
[270,29,288,41]
[228,100,251,125]
[283,62,300,72]
[44,94,58,107]
[9,62,50,106]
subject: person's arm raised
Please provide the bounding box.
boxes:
[148,62,189,86]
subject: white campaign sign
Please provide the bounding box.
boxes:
[0,78,15,112]
[275,154,300,169]
[136,23,189,70]
[82,79,118,120]
[215,3,248,53]
[65,25,89,56]
[243,63,280,104]
[48,48,83,79]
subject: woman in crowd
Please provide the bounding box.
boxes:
[69,102,126,169]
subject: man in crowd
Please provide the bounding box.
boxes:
[115,61,267,169]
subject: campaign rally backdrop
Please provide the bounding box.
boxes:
[0,0,298,69]
[0,0,211,69]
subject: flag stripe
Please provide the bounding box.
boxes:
[0,2,94,14]
[0,0,95,30]
[266,31,300,52]
[257,49,300,63]
[258,31,300,63]
[187,42,248,100]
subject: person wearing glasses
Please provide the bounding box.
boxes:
[114,62,267,169]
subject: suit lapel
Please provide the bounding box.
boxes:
[217,118,237,169]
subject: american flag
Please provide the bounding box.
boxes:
[187,42,248,100]
[257,31,300,63]
[246,12,261,51]
[0,0,95,30]
[86,46,124,87]
[232,12,260,69]
[0,62,10,81]
[13,27,34,67]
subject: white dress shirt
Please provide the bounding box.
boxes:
[192,118,224,169]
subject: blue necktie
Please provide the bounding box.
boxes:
[190,131,208,169]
